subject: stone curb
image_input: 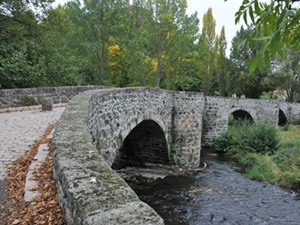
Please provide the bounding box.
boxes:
[0,103,67,114]
[24,128,55,202]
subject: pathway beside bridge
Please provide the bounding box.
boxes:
[0,106,65,222]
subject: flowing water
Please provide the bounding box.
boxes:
[127,150,300,225]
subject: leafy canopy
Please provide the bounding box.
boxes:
[231,0,300,73]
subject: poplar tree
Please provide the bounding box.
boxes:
[217,26,227,96]
[200,7,217,95]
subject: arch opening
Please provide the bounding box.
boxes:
[278,109,287,126]
[112,120,169,169]
[230,110,254,124]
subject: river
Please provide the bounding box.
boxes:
[126,150,300,225]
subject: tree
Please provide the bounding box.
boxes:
[217,26,227,96]
[66,0,124,85]
[39,5,87,86]
[0,9,43,88]
[229,26,270,98]
[202,7,216,43]
[199,7,217,95]
[233,0,300,72]
[161,0,200,91]
[265,50,300,102]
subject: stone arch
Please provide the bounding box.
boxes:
[278,109,287,126]
[230,109,254,123]
[112,120,169,169]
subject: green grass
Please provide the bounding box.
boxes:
[278,125,300,143]
[213,122,300,191]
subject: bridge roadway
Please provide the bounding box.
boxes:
[0,106,65,180]
[0,106,65,222]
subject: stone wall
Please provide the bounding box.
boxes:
[202,96,229,146]
[203,97,281,146]
[88,88,174,167]
[88,88,205,169]
[53,89,164,225]
[0,85,106,107]
[117,120,169,168]
[173,91,205,168]
[278,101,300,123]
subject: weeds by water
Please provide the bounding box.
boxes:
[213,120,300,191]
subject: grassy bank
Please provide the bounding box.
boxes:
[213,120,300,191]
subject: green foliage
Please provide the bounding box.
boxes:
[240,153,278,182]
[291,118,300,125]
[282,123,290,131]
[235,0,300,73]
[0,0,231,94]
[213,128,239,154]
[260,91,277,99]
[228,26,271,98]
[214,120,279,155]
[264,49,300,102]
[216,121,300,190]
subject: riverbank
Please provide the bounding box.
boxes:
[214,121,300,192]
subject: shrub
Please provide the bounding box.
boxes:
[243,153,278,182]
[291,118,300,125]
[282,123,290,131]
[274,143,300,168]
[214,121,279,155]
[213,128,237,153]
[242,124,279,155]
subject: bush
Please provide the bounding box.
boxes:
[213,128,237,153]
[214,121,279,155]
[241,153,278,182]
[282,123,290,131]
[291,118,300,125]
[242,124,279,154]
[214,121,300,191]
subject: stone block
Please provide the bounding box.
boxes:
[42,97,53,111]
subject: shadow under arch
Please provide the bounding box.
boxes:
[230,109,254,123]
[278,109,287,126]
[112,120,169,169]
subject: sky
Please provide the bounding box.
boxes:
[52,0,246,56]
[186,0,244,56]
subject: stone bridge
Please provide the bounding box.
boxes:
[52,87,300,224]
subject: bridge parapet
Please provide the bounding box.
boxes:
[53,89,164,225]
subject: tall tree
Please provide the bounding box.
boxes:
[200,7,217,95]
[39,5,87,86]
[265,49,300,102]
[217,26,227,96]
[162,0,200,90]
[0,9,44,88]
[67,0,124,85]
[229,26,269,98]
[144,0,174,87]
